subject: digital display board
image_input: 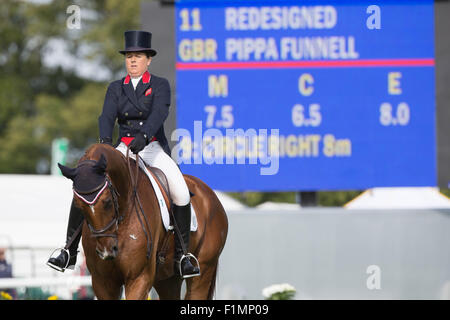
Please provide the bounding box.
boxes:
[174,0,436,191]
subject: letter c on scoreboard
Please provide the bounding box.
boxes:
[298,73,314,96]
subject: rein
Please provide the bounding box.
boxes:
[126,148,153,260]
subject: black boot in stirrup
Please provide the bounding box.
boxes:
[47,201,84,272]
[173,203,200,279]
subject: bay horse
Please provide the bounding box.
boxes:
[58,143,228,299]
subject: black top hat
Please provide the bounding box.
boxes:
[119,30,157,56]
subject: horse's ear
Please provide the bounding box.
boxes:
[94,154,107,174]
[58,163,77,180]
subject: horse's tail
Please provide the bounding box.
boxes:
[207,262,219,300]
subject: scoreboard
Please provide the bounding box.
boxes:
[174,0,436,191]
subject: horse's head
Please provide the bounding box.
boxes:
[59,154,121,260]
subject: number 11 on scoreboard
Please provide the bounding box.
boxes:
[179,8,202,31]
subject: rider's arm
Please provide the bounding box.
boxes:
[140,77,170,139]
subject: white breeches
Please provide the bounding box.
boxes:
[116,141,190,206]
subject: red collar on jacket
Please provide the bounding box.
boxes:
[123,71,151,85]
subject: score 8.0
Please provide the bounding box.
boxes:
[379,102,410,126]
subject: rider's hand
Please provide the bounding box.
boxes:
[129,132,149,154]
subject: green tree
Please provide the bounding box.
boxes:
[226,191,363,208]
[77,0,142,76]
[0,0,141,173]
[0,0,83,172]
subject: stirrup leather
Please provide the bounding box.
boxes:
[178,253,201,279]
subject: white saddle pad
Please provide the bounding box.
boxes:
[136,157,198,232]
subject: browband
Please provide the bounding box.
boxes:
[73,181,109,205]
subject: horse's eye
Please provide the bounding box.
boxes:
[103,199,112,210]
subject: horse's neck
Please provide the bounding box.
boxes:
[87,145,131,198]
[107,154,131,200]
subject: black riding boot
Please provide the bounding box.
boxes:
[47,200,84,272]
[173,203,200,279]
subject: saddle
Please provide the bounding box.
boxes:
[147,165,172,213]
[146,164,197,202]
[133,158,197,231]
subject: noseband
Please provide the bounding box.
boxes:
[73,160,122,239]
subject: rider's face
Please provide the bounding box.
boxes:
[125,52,151,78]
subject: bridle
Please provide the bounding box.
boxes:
[72,151,153,259]
[73,160,122,239]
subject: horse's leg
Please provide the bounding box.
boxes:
[91,275,122,300]
[124,275,153,300]
[153,275,183,300]
[178,175,227,300]
[184,260,219,300]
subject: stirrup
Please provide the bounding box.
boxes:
[46,247,72,272]
[178,253,201,279]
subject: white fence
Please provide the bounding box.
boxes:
[0,276,91,289]
[0,243,92,300]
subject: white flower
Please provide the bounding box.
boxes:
[262,283,296,299]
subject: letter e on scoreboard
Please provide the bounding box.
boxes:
[388,72,402,95]
[208,75,229,97]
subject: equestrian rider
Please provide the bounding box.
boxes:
[47,30,200,279]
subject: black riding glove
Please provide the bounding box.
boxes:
[99,137,112,146]
[129,132,149,154]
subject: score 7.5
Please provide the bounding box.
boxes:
[204,105,234,128]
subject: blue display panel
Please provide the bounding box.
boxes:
[174,0,436,191]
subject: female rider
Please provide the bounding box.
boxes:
[47,30,200,279]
